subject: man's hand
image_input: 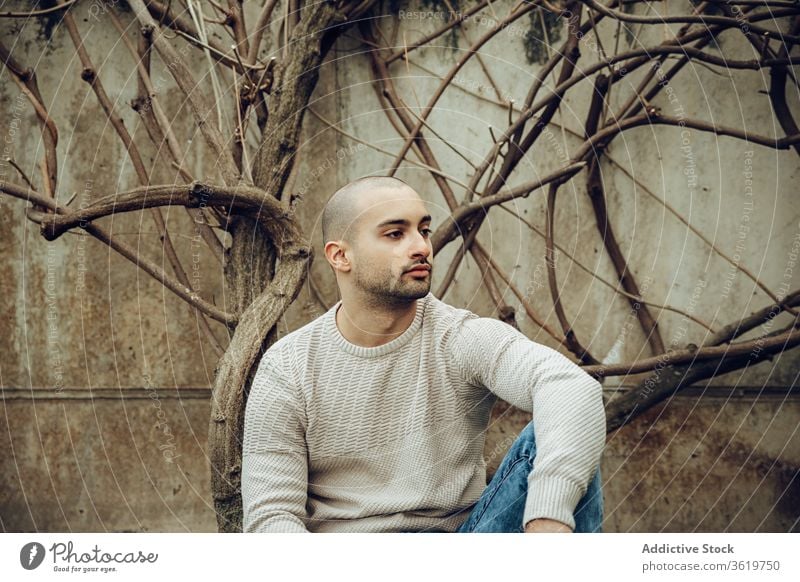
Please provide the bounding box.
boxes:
[524,518,573,533]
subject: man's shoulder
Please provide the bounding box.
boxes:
[424,293,490,333]
[426,294,529,354]
[256,306,333,372]
[424,293,475,323]
[421,294,506,358]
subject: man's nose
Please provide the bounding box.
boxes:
[409,230,431,259]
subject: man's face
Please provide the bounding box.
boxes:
[347,187,434,304]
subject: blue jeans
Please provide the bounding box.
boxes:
[456,421,604,533]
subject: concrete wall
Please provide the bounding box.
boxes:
[1,0,798,532]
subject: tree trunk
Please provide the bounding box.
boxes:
[211,216,279,531]
[207,0,377,532]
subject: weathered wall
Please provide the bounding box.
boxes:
[1,0,798,532]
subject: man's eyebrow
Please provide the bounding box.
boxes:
[376,215,432,228]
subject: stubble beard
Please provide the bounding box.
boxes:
[353,263,431,308]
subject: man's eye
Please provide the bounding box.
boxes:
[386,228,431,239]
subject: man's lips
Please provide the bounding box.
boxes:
[405,265,431,274]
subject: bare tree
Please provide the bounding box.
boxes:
[1,0,798,532]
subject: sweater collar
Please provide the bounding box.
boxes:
[327,293,430,358]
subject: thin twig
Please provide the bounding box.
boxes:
[307,107,471,190]
[5,158,36,189]
[127,0,240,185]
[495,203,715,331]
[246,0,280,65]
[386,2,540,175]
[0,0,77,17]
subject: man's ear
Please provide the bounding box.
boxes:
[324,240,351,273]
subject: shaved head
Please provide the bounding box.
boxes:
[322,176,412,245]
[322,175,433,305]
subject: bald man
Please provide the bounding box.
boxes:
[242,176,606,533]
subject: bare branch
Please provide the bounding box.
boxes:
[307,106,471,190]
[582,0,800,42]
[472,240,564,341]
[5,157,35,189]
[62,6,228,354]
[385,2,539,175]
[602,322,800,431]
[0,0,77,17]
[39,182,289,241]
[386,0,493,63]
[107,11,226,265]
[127,0,241,186]
[367,44,460,210]
[246,0,280,65]
[0,181,236,325]
[250,0,367,194]
[468,20,799,190]
[545,181,601,365]
[587,320,800,379]
[584,74,665,356]
[607,153,798,313]
[465,2,611,202]
[706,289,800,346]
[576,113,800,161]
[143,0,265,73]
[431,162,588,252]
[496,203,716,331]
[0,41,58,200]
[227,0,250,56]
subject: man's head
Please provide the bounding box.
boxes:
[322,176,433,306]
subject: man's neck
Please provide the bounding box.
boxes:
[335,296,419,348]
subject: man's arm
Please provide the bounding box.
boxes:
[242,354,310,533]
[449,316,606,531]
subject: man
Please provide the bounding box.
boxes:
[242,176,606,533]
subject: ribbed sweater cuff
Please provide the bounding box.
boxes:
[523,474,584,531]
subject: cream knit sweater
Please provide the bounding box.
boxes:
[242,292,606,532]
